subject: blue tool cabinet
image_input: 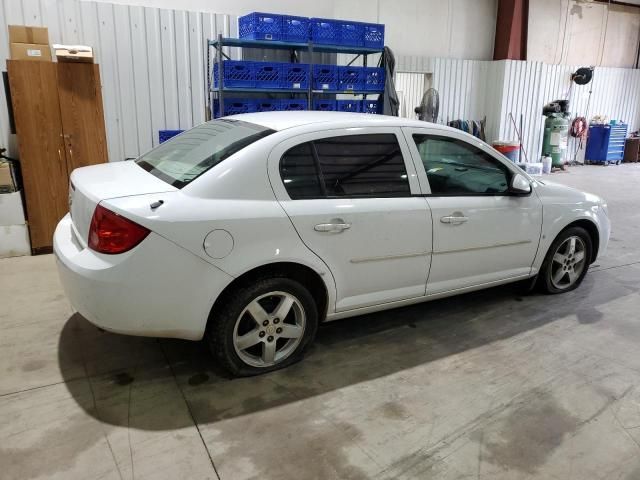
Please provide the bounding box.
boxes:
[585,123,628,165]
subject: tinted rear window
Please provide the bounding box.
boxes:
[314,134,410,197]
[136,119,274,188]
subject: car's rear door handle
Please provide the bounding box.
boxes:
[440,215,468,224]
[314,221,351,233]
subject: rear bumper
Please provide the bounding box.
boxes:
[54,214,233,340]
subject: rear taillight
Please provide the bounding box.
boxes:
[88,204,150,254]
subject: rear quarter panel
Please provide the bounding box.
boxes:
[103,180,338,315]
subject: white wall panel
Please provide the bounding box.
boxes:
[398,59,640,164]
[2,0,639,167]
[1,0,235,160]
[129,6,153,153]
[174,10,192,130]
[395,72,426,119]
[114,4,140,159]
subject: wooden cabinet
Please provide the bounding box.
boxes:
[7,60,107,253]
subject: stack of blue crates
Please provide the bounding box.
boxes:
[239,13,310,42]
[214,60,310,90]
[212,12,386,118]
[213,98,315,117]
[238,12,384,48]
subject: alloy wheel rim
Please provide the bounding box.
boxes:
[550,236,587,290]
[233,291,306,368]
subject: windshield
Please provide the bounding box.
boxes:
[136,119,274,188]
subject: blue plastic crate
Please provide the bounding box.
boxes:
[254,62,282,89]
[362,99,381,114]
[339,21,364,47]
[363,67,385,91]
[310,18,340,45]
[212,99,257,118]
[313,64,339,90]
[282,15,310,42]
[336,99,361,113]
[282,63,310,89]
[238,12,282,41]
[213,60,255,89]
[339,66,365,91]
[158,130,184,143]
[280,99,308,111]
[313,99,336,111]
[363,23,385,48]
[256,99,280,112]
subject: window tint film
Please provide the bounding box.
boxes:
[136,119,274,188]
[413,135,510,195]
[313,134,410,197]
[280,142,323,199]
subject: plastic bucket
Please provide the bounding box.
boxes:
[493,142,520,162]
[542,156,552,174]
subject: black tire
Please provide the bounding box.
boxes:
[206,277,318,377]
[538,226,593,294]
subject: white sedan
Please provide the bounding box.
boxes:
[54,112,610,376]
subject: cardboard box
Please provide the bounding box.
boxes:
[0,162,15,193]
[9,42,52,61]
[0,191,26,226]
[9,25,49,45]
[53,44,94,63]
[0,224,31,258]
[9,24,51,61]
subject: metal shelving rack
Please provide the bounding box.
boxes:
[207,35,385,116]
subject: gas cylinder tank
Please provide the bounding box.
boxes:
[542,113,569,167]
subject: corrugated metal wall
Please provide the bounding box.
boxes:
[397,58,640,163]
[2,0,640,165]
[396,58,506,147]
[496,61,640,163]
[0,0,238,161]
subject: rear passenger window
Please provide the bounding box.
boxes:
[279,133,411,199]
[314,134,410,197]
[280,143,323,199]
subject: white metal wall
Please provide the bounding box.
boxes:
[3,0,640,165]
[397,58,640,163]
[497,61,640,163]
[395,58,507,149]
[0,0,238,161]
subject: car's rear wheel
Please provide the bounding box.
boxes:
[539,226,592,294]
[207,277,318,376]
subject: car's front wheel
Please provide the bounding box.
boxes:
[207,277,318,376]
[539,226,592,294]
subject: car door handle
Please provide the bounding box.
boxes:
[314,222,351,233]
[440,215,469,224]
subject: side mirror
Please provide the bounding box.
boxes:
[510,173,532,195]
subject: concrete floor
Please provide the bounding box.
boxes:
[2,164,640,480]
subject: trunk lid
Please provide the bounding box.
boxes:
[69,161,176,243]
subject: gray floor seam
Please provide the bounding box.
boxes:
[158,340,222,480]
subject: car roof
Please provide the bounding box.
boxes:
[225,111,458,133]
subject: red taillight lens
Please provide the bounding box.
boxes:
[88,204,150,254]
